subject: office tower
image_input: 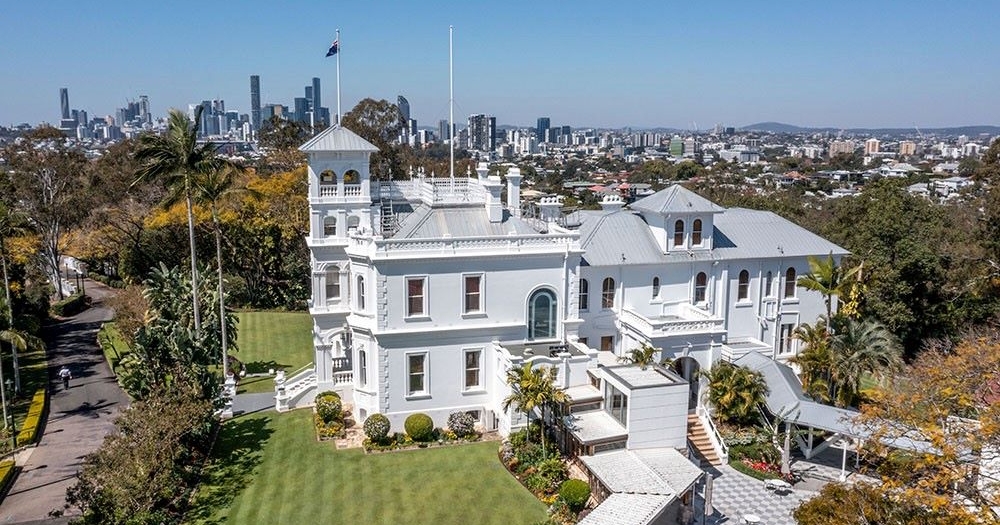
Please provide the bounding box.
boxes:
[294,97,309,124]
[60,88,70,120]
[250,75,261,130]
[536,117,550,143]
[312,77,321,116]
[398,95,410,122]
[439,119,450,141]
[305,86,313,108]
[467,114,496,151]
[139,95,150,124]
[212,99,225,114]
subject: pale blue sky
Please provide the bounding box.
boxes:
[2,0,998,129]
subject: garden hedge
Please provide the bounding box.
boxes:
[404,413,434,442]
[51,293,88,317]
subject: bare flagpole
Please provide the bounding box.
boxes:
[336,29,342,125]
[449,25,454,182]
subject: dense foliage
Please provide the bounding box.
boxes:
[558,479,590,513]
[447,411,476,438]
[363,413,391,443]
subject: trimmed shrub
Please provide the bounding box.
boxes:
[536,458,568,489]
[315,391,343,424]
[17,389,47,446]
[51,293,88,317]
[447,411,476,438]
[559,479,590,513]
[404,413,434,442]
[363,413,390,443]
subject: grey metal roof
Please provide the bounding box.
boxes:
[712,208,849,259]
[298,125,379,153]
[581,450,675,495]
[392,205,538,239]
[576,494,671,525]
[577,206,848,267]
[578,210,665,266]
[735,352,861,436]
[630,185,725,215]
[630,448,704,495]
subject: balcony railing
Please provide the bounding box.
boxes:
[620,305,725,338]
[349,232,578,258]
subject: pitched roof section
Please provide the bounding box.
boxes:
[578,210,665,266]
[630,185,725,215]
[298,125,379,153]
[712,208,849,259]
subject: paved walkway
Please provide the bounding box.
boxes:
[0,281,129,524]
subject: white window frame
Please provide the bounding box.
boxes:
[406,351,429,397]
[579,278,589,312]
[784,268,797,299]
[463,348,483,391]
[462,273,484,315]
[737,270,750,302]
[405,276,428,318]
[358,349,367,387]
[325,266,341,303]
[356,275,365,311]
[779,323,796,354]
[694,272,708,304]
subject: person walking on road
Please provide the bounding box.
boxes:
[58,366,71,390]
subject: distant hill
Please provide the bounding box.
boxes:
[741,122,1000,136]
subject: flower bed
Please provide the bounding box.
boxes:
[361,411,484,453]
[498,426,588,525]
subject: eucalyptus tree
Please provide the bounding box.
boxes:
[133,107,243,335]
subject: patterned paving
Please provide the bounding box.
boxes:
[695,466,815,525]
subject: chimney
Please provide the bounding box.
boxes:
[482,175,504,223]
[506,167,522,218]
[600,194,624,212]
[538,195,563,223]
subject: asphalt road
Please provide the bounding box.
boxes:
[0,281,129,524]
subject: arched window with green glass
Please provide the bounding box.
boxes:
[528,289,557,340]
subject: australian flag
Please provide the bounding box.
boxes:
[325,39,339,57]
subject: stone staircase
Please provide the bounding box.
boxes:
[687,413,722,466]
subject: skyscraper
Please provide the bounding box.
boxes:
[250,75,261,130]
[312,77,321,119]
[138,95,151,124]
[397,95,410,122]
[439,119,450,141]
[536,117,550,144]
[467,114,496,151]
[59,88,70,120]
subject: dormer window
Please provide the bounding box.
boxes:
[673,220,684,247]
[692,219,703,245]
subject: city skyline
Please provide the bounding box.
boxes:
[2,1,999,129]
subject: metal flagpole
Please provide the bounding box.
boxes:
[336,29,342,125]
[449,25,454,181]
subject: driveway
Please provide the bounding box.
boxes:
[0,280,129,523]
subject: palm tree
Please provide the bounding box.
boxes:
[790,319,833,402]
[703,361,769,426]
[0,201,29,392]
[133,107,242,335]
[796,254,861,325]
[531,366,568,457]
[503,363,541,442]
[192,166,251,380]
[829,318,903,407]
[618,344,659,369]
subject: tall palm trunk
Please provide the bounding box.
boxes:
[212,207,228,379]
[0,241,18,393]
[185,193,201,335]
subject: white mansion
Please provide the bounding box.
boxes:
[276,125,845,460]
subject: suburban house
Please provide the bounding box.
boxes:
[274,125,847,523]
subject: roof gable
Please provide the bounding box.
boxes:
[630,185,725,215]
[298,125,379,153]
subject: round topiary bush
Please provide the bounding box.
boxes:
[315,392,343,424]
[447,411,476,438]
[363,413,391,443]
[404,412,435,442]
[559,479,590,513]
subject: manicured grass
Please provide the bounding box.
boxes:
[233,311,312,374]
[186,410,548,525]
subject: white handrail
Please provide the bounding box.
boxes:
[697,404,729,462]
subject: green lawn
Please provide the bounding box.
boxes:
[97,322,128,373]
[186,410,547,525]
[234,311,313,373]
